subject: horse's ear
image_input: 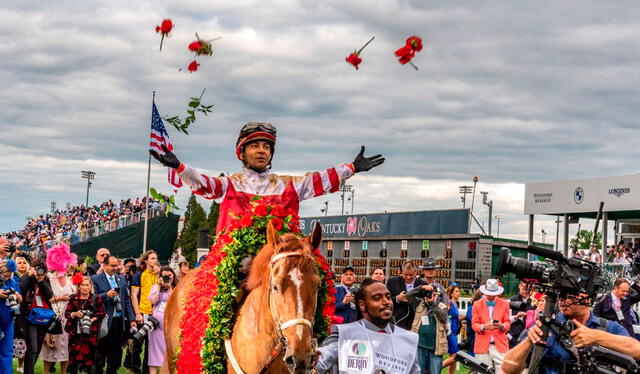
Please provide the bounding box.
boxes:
[266,220,282,248]
[310,222,323,250]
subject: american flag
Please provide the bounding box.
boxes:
[150,102,183,191]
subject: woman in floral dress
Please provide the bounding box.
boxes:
[64,277,105,374]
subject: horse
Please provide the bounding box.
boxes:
[162,222,322,374]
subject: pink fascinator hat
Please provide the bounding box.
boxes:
[46,242,77,277]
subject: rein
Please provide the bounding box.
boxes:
[225,251,316,374]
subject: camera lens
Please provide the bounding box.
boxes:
[162,275,171,283]
[496,248,546,281]
[36,267,46,275]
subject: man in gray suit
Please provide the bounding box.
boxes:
[385,261,425,330]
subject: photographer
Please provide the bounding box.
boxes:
[92,255,135,374]
[386,261,425,330]
[407,273,449,374]
[0,260,22,373]
[147,266,176,374]
[65,276,105,374]
[20,258,54,374]
[334,267,358,324]
[501,292,629,374]
[507,281,535,348]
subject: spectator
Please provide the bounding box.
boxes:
[407,278,449,374]
[442,285,462,374]
[315,278,420,373]
[370,267,385,283]
[13,253,30,373]
[65,276,106,374]
[589,244,602,263]
[92,255,135,374]
[0,260,23,373]
[0,238,10,261]
[334,267,358,324]
[386,261,425,330]
[41,243,77,374]
[471,279,510,373]
[524,292,546,331]
[465,290,484,356]
[148,266,177,374]
[507,281,535,348]
[87,248,110,277]
[20,258,54,374]
[593,278,640,336]
[502,292,629,374]
[123,258,137,287]
[128,250,159,374]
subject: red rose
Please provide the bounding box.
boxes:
[270,206,286,218]
[395,36,423,65]
[188,60,199,72]
[188,41,202,52]
[270,218,284,232]
[407,36,422,51]
[156,19,173,35]
[345,53,362,70]
[254,204,268,217]
[239,215,253,227]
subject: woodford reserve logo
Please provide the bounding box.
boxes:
[303,216,382,237]
[608,187,631,198]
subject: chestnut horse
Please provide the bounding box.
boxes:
[162,222,322,374]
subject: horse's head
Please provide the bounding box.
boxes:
[261,221,322,373]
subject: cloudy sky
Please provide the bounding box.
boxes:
[1,1,639,247]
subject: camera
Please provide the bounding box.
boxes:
[162,275,171,283]
[5,289,19,318]
[79,310,93,335]
[130,315,160,342]
[128,264,137,274]
[7,244,17,253]
[112,287,122,313]
[36,267,46,276]
[509,300,528,312]
[496,245,604,298]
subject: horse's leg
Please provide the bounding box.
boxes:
[163,267,198,374]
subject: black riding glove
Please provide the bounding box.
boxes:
[150,145,181,169]
[352,145,385,173]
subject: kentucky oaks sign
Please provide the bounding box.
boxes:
[300,209,469,238]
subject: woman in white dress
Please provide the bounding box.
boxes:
[41,244,77,374]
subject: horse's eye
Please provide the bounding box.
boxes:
[272,285,279,292]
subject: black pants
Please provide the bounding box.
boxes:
[69,362,96,374]
[24,323,48,374]
[96,317,125,374]
[123,317,148,374]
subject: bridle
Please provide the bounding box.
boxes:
[225,251,317,374]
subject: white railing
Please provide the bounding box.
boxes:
[25,208,162,258]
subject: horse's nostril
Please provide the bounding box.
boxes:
[284,355,296,368]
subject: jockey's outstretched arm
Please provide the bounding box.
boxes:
[290,145,385,201]
[150,145,225,200]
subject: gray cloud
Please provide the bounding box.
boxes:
[1,1,639,248]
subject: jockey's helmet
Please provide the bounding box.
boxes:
[235,122,277,161]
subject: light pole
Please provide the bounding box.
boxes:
[495,215,503,237]
[50,201,57,214]
[459,185,473,208]
[555,216,563,251]
[340,185,353,215]
[321,201,329,216]
[481,191,493,236]
[81,170,96,207]
[541,229,547,243]
[470,176,479,215]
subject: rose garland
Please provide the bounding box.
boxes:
[177,201,336,374]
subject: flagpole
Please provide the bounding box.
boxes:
[143,91,155,254]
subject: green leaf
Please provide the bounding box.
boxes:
[149,188,162,200]
[188,101,200,108]
[251,195,262,201]
[169,195,175,204]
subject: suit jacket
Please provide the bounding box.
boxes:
[593,284,640,336]
[386,276,425,330]
[92,272,135,330]
[471,297,511,354]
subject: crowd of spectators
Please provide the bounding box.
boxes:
[2,197,164,254]
[0,238,187,374]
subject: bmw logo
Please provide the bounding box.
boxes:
[574,187,584,204]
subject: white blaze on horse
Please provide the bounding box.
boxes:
[163,222,322,374]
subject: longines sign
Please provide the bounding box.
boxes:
[300,209,469,238]
[524,174,640,215]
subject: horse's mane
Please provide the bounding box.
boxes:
[246,233,315,291]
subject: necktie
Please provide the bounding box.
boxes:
[109,276,117,289]
[486,301,496,307]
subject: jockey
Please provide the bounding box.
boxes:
[150,122,385,234]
